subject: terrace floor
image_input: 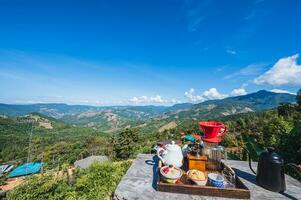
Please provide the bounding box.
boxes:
[114,154,301,200]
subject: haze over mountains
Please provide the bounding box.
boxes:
[0,90,296,133]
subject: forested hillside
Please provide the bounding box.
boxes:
[43,90,299,134]
[0,103,100,118]
[0,114,110,169]
[0,91,296,134]
[0,90,299,168]
[133,90,296,136]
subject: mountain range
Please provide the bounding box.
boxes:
[0,90,296,133]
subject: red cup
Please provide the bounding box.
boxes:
[199,121,227,139]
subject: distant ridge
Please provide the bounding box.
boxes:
[0,90,296,118]
[185,90,296,119]
[0,103,99,118]
[0,90,296,133]
[138,90,296,124]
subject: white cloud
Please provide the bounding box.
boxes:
[216,65,227,72]
[254,54,301,86]
[184,88,228,102]
[15,100,46,104]
[94,100,103,105]
[226,49,237,55]
[203,88,228,100]
[129,95,181,104]
[270,89,296,95]
[79,99,90,103]
[244,11,255,20]
[224,63,267,79]
[184,88,206,102]
[185,3,206,32]
[231,88,247,96]
[184,87,250,102]
[170,99,182,104]
[130,96,147,104]
[150,95,165,103]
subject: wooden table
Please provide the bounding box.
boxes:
[114,154,301,200]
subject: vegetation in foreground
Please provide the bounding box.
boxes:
[0,113,110,169]
[6,160,132,200]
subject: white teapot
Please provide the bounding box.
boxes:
[156,141,183,168]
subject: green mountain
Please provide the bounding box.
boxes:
[0,113,107,167]
[173,90,295,118]
[136,90,296,134]
[0,103,100,118]
[0,90,296,133]
[165,103,194,112]
[0,103,168,118]
[60,105,169,132]
[193,90,295,116]
[0,103,170,132]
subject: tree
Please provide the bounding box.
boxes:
[261,116,290,148]
[113,129,140,160]
[280,117,301,164]
[278,102,295,117]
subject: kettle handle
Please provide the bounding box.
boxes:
[156,147,166,163]
[219,126,228,137]
[248,152,256,175]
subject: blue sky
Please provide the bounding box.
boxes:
[0,0,301,105]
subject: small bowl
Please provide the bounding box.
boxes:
[187,170,207,185]
[208,173,224,188]
[160,166,182,183]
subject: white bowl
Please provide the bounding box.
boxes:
[160,166,182,182]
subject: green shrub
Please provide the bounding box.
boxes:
[6,160,132,200]
[74,160,132,199]
[6,174,73,200]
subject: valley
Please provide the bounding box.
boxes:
[0,90,296,134]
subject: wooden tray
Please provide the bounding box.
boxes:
[157,159,250,199]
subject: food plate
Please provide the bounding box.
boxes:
[187,170,207,185]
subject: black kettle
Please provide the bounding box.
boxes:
[249,147,286,192]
